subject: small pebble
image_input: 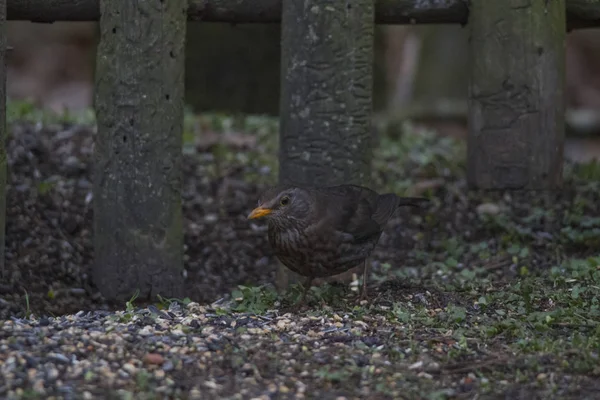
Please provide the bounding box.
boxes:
[144,353,165,365]
[162,360,174,372]
[476,202,501,215]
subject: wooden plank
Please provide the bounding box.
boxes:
[276,0,374,289]
[0,0,5,278]
[5,0,600,29]
[567,0,600,29]
[467,0,566,190]
[93,0,186,301]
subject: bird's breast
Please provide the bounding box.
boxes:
[268,226,306,252]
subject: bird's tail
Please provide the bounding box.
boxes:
[372,193,429,225]
[394,196,430,208]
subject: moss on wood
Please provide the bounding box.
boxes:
[93,0,186,301]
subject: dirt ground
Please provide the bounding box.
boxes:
[1,108,599,399]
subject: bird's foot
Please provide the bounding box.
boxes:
[290,295,307,312]
[355,287,368,304]
[290,302,307,313]
[287,281,311,312]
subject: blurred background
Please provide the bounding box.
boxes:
[7,21,600,161]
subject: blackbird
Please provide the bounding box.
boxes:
[247,184,429,303]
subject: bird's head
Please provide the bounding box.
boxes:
[247,186,311,226]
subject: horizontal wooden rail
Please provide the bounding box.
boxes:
[7,0,600,29]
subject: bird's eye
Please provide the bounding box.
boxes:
[280,196,290,206]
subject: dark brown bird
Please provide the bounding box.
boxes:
[247,184,429,303]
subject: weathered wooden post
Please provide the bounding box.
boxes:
[93,0,186,301]
[277,0,374,288]
[0,0,5,278]
[468,0,566,190]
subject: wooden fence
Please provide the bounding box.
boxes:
[0,0,598,301]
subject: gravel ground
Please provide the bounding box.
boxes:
[1,298,472,399]
[1,112,599,398]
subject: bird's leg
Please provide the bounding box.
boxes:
[300,276,314,303]
[292,276,314,311]
[359,260,369,301]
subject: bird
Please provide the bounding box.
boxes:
[247,184,429,305]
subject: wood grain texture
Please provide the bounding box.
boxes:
[279,0,374,187]
[5,0,599,29]
[0,0,5,277]
[468,0,566,190]
[93,0,186,301]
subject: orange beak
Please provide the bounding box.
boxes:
[247,206,273,220]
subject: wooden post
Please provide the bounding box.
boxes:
[93,0,186,301]
[278,0,374,288]
[0,0,5,278]
[468,0,566,190]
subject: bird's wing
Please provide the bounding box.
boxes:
[342,198,384,243]
[308,185,383,243]
[306,185,427,242]
[371,193,400,226]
